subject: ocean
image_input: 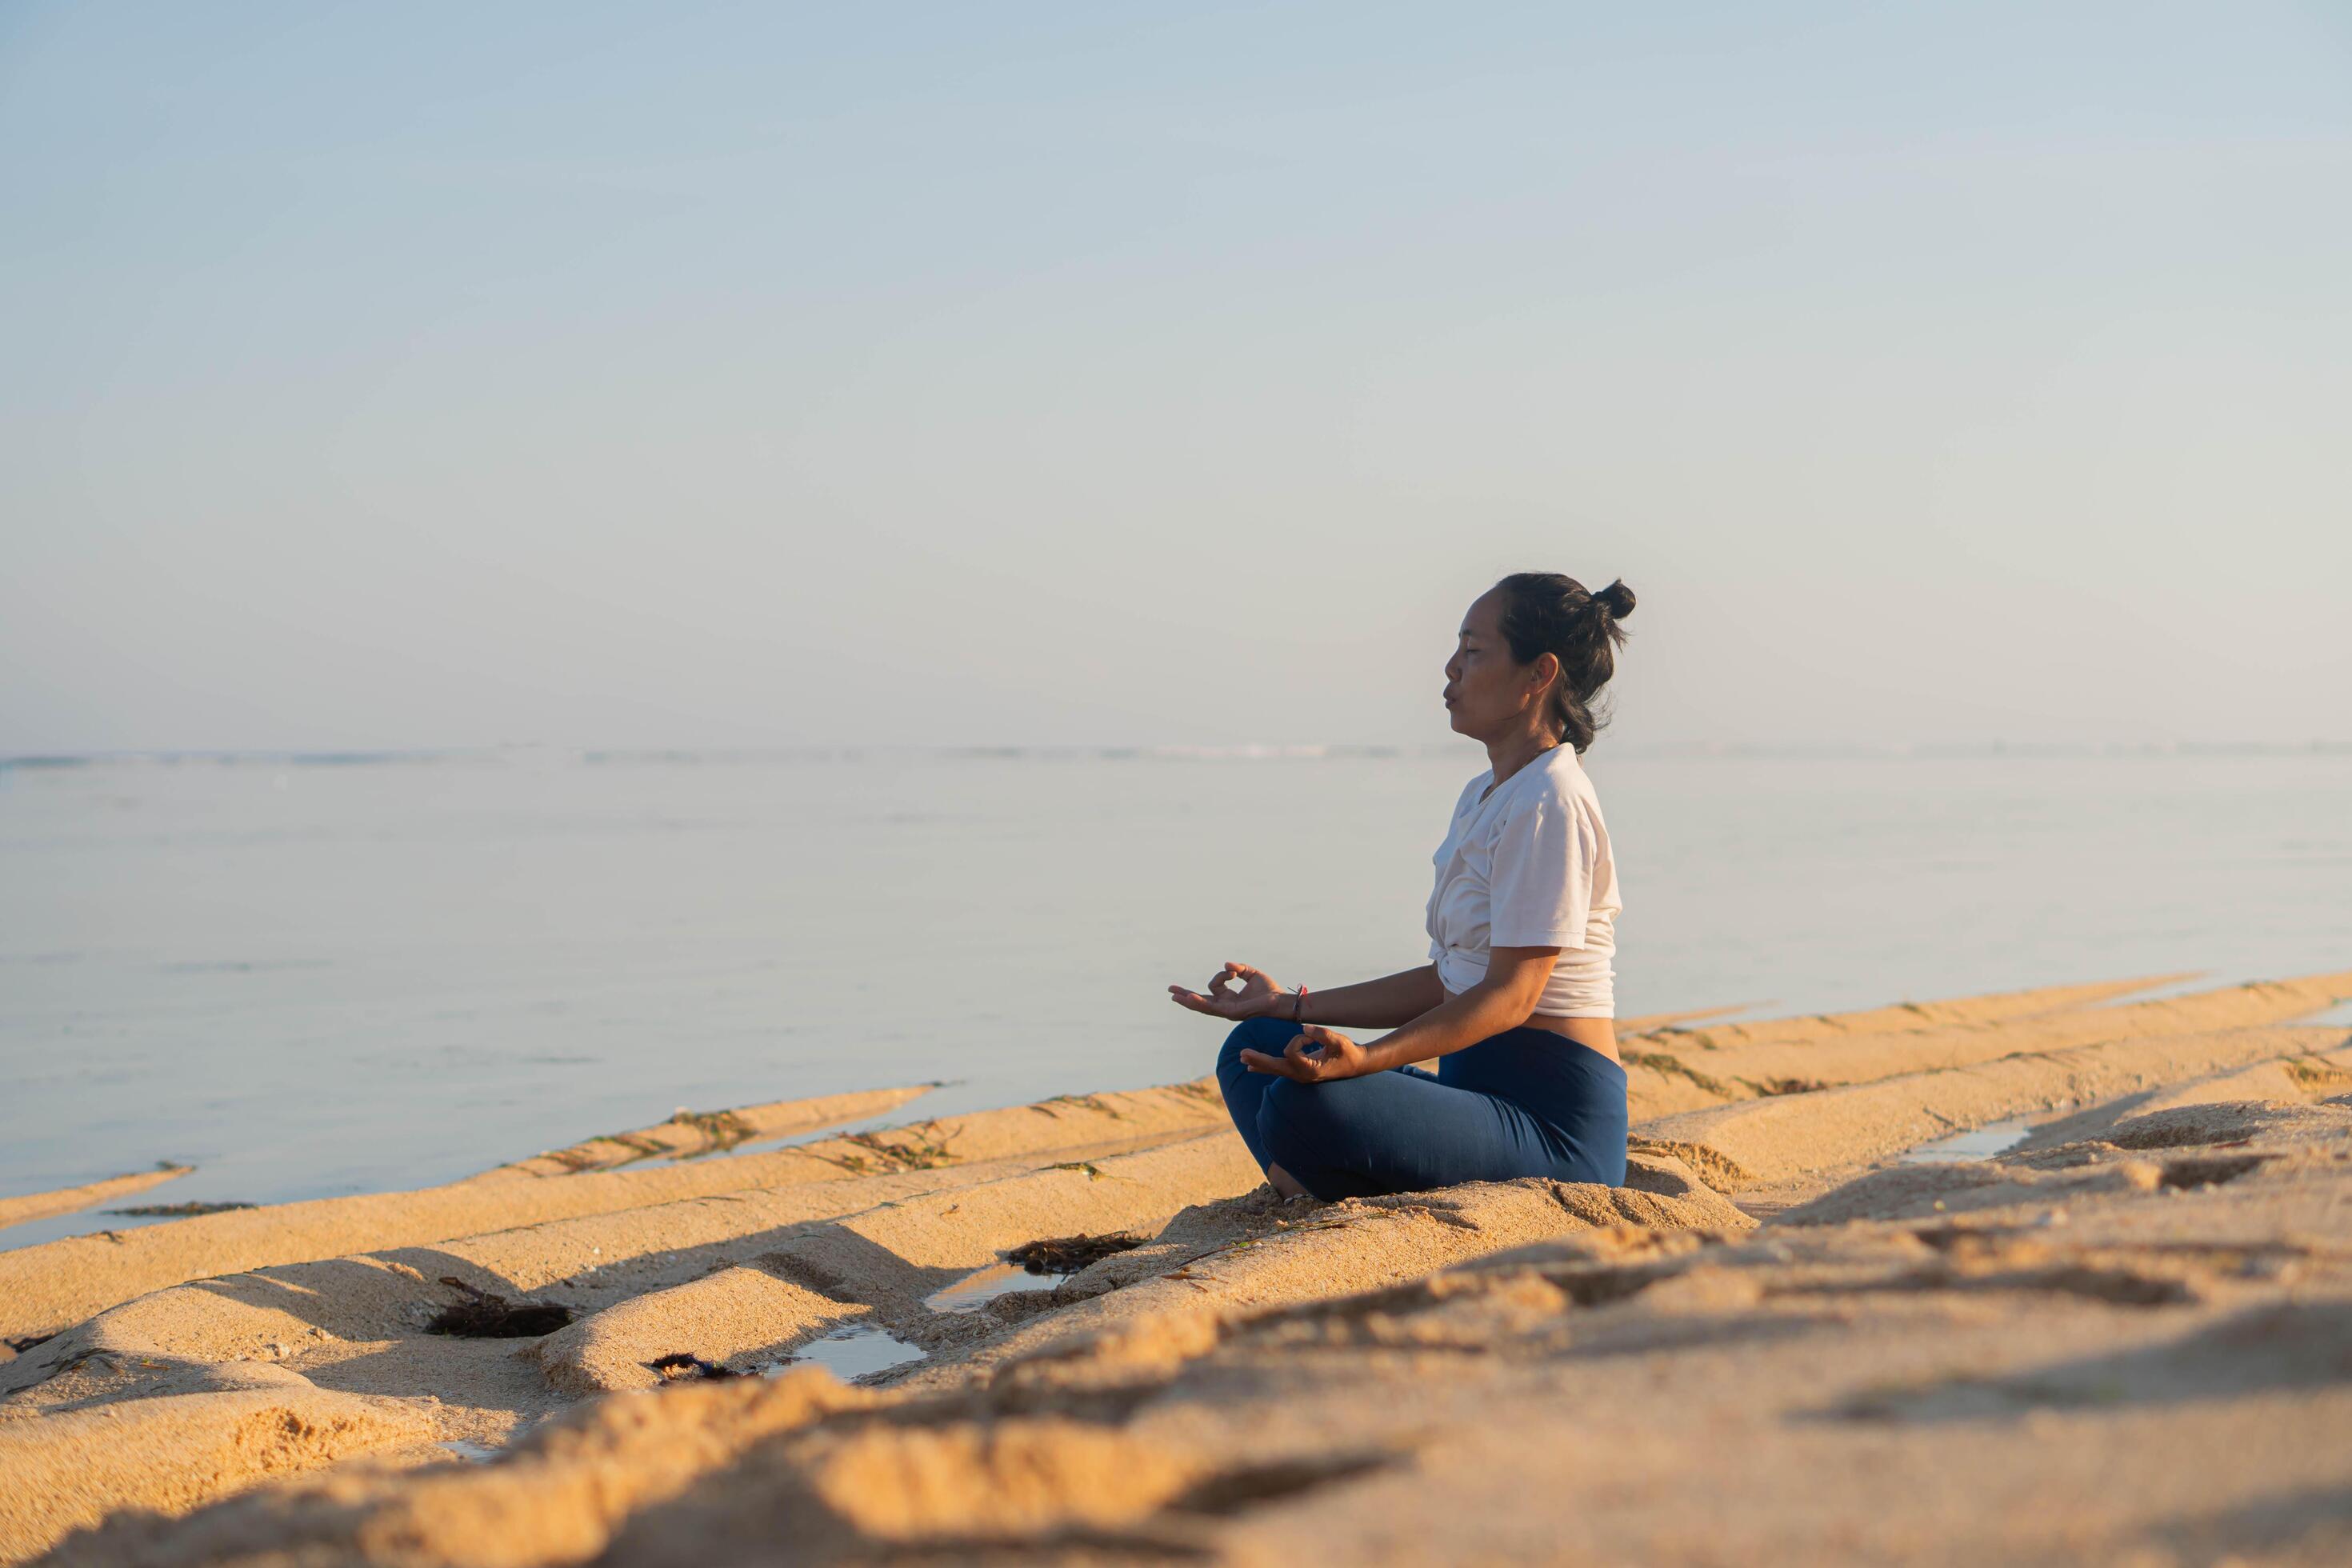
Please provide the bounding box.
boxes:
[4,745,2348,1249]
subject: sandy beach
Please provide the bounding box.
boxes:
[3,969,2350,1565]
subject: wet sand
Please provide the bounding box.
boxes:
[3,970,2350,1565]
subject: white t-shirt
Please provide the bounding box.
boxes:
[1424,746,1620,1018]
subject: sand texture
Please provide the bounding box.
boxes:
[4,969,2350,1565]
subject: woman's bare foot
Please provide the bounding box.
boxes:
[1266,1162,1310,1200]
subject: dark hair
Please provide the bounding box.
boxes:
[1492,573,1636,753]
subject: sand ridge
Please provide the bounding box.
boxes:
[0,1388,434,1563]
[1618,972,2347,1117]
[0,1166,192,1236]
[465,1086,938,1181]
[1635,1016,2352,1191]
[0,1079,1234,1341]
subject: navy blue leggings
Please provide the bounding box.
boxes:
[1215,1016,1630,1200]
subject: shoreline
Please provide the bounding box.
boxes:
[1,967,2347,1563]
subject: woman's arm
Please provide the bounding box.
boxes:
[1295,964,1448,1029]
[1357,946,1557,1070]
[1168,961,1445,1027]
[1238,948,1561,1080]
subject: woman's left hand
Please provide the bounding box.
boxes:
[1238,1023,1372,1082]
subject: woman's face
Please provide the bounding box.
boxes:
[1442,590,1550,739]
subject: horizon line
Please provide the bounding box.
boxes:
[7,738,2352,770]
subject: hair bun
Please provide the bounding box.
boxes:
[1593,579,1635,620]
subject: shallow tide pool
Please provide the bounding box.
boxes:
[922,1261,1064,1314]
[1898,1115,2040,1164]
[765,1322,926,1382]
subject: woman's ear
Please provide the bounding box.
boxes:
[1531,651,1561,699]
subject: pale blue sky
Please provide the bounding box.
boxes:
[5,2,2348,752]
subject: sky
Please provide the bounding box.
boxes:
[3,2,2348,754]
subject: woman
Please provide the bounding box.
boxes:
[1168,573,1634,1202]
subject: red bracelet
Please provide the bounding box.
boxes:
[1291,984,1309,1023]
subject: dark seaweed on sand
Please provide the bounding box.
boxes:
[647,1352,743,1381]
[106,1201,258,1217]
[1003,1232,1146,1274]
[426,1276,574,1338]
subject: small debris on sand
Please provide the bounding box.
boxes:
[424,1277,574,1338]
[1005,1231,1147,1274]
[646,1352,743,1381]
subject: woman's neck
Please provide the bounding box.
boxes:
[1482,728,1562,790]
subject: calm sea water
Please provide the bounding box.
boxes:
[4,746,2348,1248]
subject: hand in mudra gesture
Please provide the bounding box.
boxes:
[1238,1022,1370,1083]
[1166,961,1289,1021]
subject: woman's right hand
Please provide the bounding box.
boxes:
[1167,961,1288,1021]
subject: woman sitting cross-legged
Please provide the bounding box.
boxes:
[1168,572,1634,1201]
